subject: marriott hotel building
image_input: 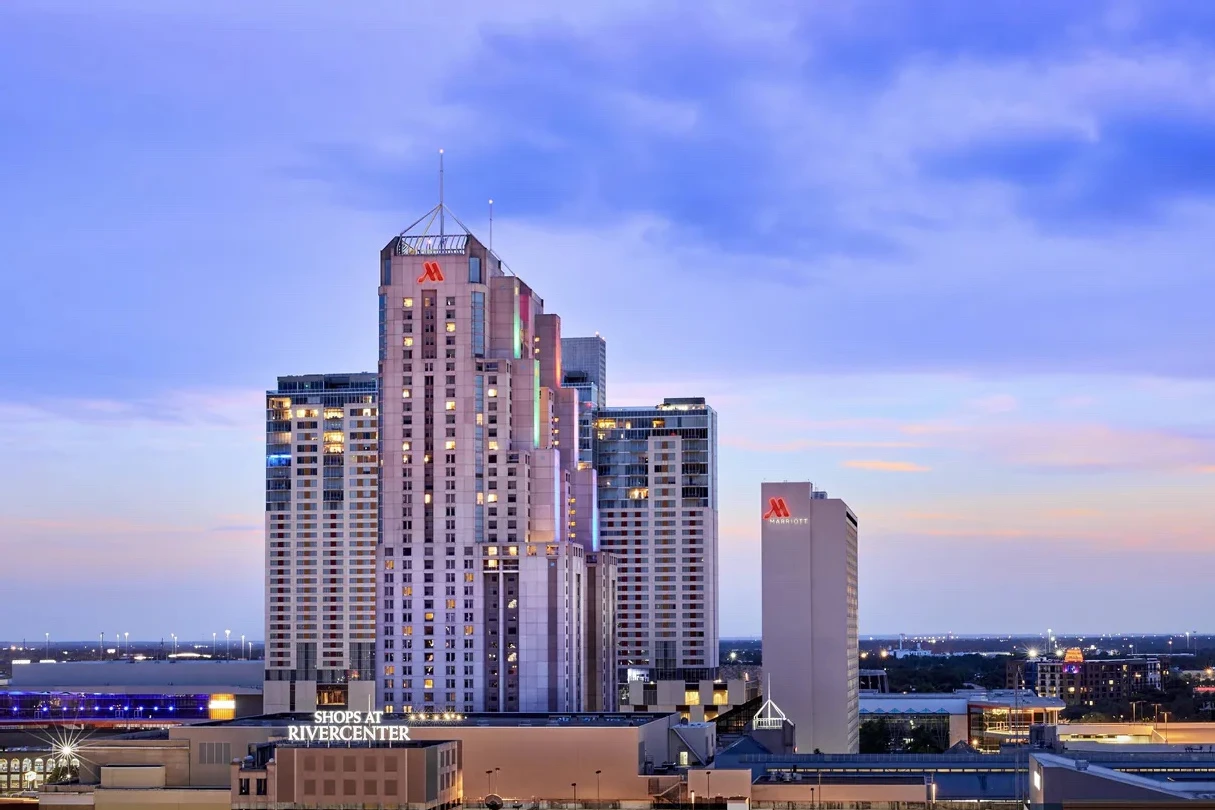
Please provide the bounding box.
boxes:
[375,208,608,715]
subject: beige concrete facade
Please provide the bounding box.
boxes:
[619,678,758,723]
[52,713,703,802]
[761,483,859,753]
[231,741,461,810]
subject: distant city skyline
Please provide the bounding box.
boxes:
[3,1,1214,639]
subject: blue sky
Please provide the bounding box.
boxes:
[2,0,1214,641]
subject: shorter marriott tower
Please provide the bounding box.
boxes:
[760,482,858,753]
[264,373,379,713]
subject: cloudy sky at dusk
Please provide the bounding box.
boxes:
[3,0,1214,641]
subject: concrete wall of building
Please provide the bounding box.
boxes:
[761,483,859,754]
[950,713,969,747]
[687,768,753,800]
[100,765,165,788]
[40,787,232,809]
[408,723,659,800]
[169,716,678,799]
[1030,755,1188,808]
[74,741,192,788]
[168,726,277,786]
[750,781,924,804]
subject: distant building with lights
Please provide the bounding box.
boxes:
[1007,648,1162,705]
[264,373,378,713]
[560,335,606,409]
[761,482,859,753]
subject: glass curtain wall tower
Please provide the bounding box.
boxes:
[264,373,378,713]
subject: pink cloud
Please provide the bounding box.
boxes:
[843,459,932,472]
[970,393,1019,414]
[723,436,925,451]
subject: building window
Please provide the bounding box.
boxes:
[469,256,482,283]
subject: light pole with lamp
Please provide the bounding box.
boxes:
[212,632,217,657]
[494,767,500,794]
[595,769,601,806]
[124,632,129,656]
[45,632,49,659]
[99,632,104,660]
[571,782,577,805]
[241,634,246,660]
[225,629,231,659]
[706,770,712,804]
[171,634,177,656]
[485,770,493,797]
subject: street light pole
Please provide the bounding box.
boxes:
[241,635,246,660]
[706,770,712,804]
[595,769,601,807]
[572,782,577,804]
[225,629,231,659]
[45,632,49,660]
[124,632,129,656]
[212,632,217,656]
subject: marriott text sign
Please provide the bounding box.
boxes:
[286,711,411,743]
[763,497,808,525]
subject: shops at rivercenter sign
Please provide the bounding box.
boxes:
[287,711,411,742]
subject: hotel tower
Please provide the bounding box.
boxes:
[264,373,379,713]
[375,205,607,714]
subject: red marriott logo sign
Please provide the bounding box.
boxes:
[764,497,808,525]
[417,261,444,282]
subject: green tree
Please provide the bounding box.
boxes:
[904,724,946,754]
[859,719,892,754]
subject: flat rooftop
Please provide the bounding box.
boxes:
[199,712,673,729]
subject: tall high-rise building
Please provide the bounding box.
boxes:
[561,335,606,408]
[760,482,859,753]
[375,207,606,714]
[264,373,379,713]
[594,397,719,684]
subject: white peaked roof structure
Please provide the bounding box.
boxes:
[753,677,789,730]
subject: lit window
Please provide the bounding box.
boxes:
[402,389,411,398]
[445,323,456,333]
[487,547,498,556]
[465,625,474,635]
[487,494,497,503]
[424,679,434,689]
[445,401,456,411]
[402,442,411,451]
[403,336,414,347]
[403,297,414,308]
[445,441,456,450]
[487,389,497,398]
[424,493,433,504]
[488,441,499,451]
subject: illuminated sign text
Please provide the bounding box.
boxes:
[286,711,411,743]
[764,497,808,525]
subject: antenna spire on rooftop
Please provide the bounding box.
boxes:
[488,199,494,251]
[438,148,445,236]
